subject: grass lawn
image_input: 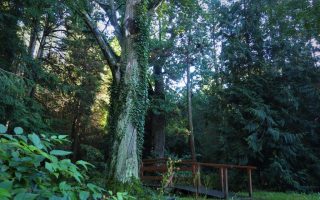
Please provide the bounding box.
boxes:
[178,191,320,200]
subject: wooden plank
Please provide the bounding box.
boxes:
[141,166,193,173]
[199,162,257,170]
[173,185,226,199]
[141,176,162,180]
[142,159,256,170]
[177,167,193,171]
[142,166,167,172]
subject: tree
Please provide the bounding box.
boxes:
[196,0,320,189]
[73,0,162,182]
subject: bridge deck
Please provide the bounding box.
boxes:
[144,183,226,198]
[174,185,226,198]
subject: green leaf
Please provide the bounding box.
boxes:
[28,133,44,149]
[59,181,72,191]
[117,192,124,200]
[58,135,68,140]
[45,162,55,173]
[16,135,28,143]
[50,150,72,156]
[79,191,90,200]
[0,124,7,134]
[13,127,23,135]
[0,180,13,190]
[0,188,11,198]
[14,192,38,200]
[92,193,102,200]
[76,160,95,170]
[15,172,22,181]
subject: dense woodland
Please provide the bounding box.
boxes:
[0,0,320,199]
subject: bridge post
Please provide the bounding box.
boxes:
[140,161,144,179]
[220,168,224,193]
[248,168,253,198]
[224,168,229,199]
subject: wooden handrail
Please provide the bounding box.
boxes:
[142,159,256,170]
[141,159,256,199]
[198,162,257,170]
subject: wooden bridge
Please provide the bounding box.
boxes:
[141,158,256,199]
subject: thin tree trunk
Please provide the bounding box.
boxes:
[152,62,165,158]
[151,17,166,158]
[71,115,81,162]
[187,51,196,162]
[37,15,50,59]
[28,19,39,58]
[71,101,82,162]
[27,19,40,98]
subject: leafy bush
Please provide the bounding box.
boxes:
[0,124,106,200]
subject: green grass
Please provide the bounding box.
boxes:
[242,191,320,200]
[178,191,320,200]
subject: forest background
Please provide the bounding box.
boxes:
[0,0,320,197]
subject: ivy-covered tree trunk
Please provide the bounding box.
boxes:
[108,0,149,182]
[80,0,157,182]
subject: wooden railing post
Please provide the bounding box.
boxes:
[141,162,144,178]
[224,168,229,199]
[220,167,225,194]
[248,168,253,198]
[197,163,201,188]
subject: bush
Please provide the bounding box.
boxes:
[0,124,106,200]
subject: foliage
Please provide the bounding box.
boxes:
[180,191,320,200]
[107,179,155,200]
[160,158,181,196]
[194,0,320,190]
[1,0,320,193]
[0,124,106,199]
[145,0,320,191]
[237,191,320,200]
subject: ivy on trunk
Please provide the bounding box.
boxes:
[79,0,162,182]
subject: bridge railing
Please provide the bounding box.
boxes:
[140,158,256,199]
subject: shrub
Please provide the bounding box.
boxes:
[0,124,105,200]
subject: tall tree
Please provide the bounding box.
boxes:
[73,0,162,182]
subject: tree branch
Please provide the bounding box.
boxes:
[148,0,163,15]
[81,11,120,75]
[94,0,123,43]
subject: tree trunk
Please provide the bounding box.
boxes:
[81,0,152,183]
[37,16,50,59]
[151,62,165,158]
[187,55,196,161]
[108,53,141,182]
[70,100,82,162]
[108,0,149,183]
[28,19,39,58]
[27,19,40,98]
[71,115,81,162]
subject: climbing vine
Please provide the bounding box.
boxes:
[131,0,150,161]
[106,0,151,181]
